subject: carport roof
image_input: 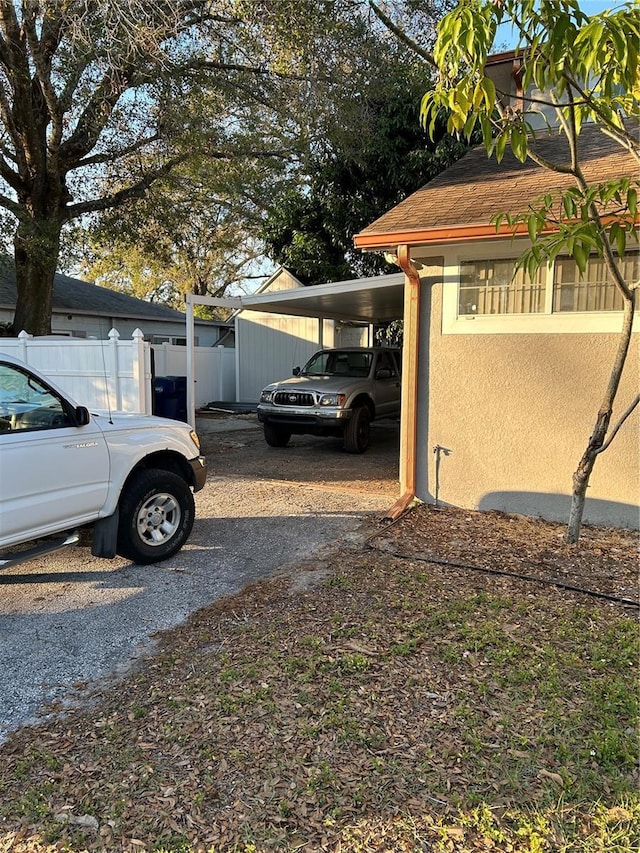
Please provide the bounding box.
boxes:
[239,272,404,323]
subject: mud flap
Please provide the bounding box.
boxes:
[91,512,119,558]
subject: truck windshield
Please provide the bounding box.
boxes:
[302,351,372,378]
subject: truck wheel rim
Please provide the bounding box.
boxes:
[136,493,181,546]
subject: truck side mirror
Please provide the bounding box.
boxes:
[292,367,301,376]
[72,406,91,427]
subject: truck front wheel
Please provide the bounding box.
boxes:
[344,406,371,453]
[264,423,291,447]
[117,469,195,564]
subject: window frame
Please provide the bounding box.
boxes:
[441,239,638,335]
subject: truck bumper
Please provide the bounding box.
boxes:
[257,405,352,430]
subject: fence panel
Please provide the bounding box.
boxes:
[0,329,152,413]
[152,344,235,407]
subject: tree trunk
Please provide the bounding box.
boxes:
[566,293,637,543]
[11,218,62,336]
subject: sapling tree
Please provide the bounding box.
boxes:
[417,0,639,542]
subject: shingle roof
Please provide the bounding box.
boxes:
[0,262,192,322]
[355,122,639,248]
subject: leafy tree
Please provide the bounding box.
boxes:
[69,1,458,309]
[419,0,639,542]
[78,156,270,316]
[84,1,460,303]
[263,66,468,285]
[0,0,375,335]
[262,10,470,287]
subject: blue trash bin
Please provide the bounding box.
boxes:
[153,376,188,422]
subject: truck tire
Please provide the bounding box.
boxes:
[344,405,371,454]
[116,469,195,564]
[264,423,291,447]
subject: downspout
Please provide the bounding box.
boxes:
[384,243,421,520]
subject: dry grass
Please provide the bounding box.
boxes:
[0,505,638,853]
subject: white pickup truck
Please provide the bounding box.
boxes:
[0,353,207,568]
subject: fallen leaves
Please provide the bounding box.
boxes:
[0,506,638,852]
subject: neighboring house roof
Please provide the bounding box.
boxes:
[255,266,304,295]
[0,263,226,326]
[355,122,638,251]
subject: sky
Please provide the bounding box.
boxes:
[494,0,631,49]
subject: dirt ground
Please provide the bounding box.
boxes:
[198,412,638,608]
[0,501,637,851]
[196,411,401,499]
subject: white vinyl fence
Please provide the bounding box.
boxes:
[0,330,236,415]
[152,343,235,408]
[1,328,152,413]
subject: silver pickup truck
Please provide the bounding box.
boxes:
[257,347,401,453]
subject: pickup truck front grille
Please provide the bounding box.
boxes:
[273,391,315,407]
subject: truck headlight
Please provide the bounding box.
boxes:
[319,393,346,407]
[260,390,274,403]
[189,430,201,451]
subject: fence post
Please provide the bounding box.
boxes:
[218,345,226,402]
[108,328,121,411]
[131,328,147,414]
[186,295,196,428]
[17,330,31,364]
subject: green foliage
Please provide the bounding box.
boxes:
[80,157,269,311]
[424,0,639,139]
[263,60,469,285]
[76,2,465,303]
[6,0,463,330]
[421,0,639,285]
[494,178,640,279]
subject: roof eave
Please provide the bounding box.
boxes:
[354,214,638,253]
[354,222,532,252]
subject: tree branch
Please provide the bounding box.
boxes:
[523,142,576,175]
[0,189,23,217]
[21,3,64,151]
[559,87,579,173]
[0,149,21,193]
[368,0,435,66]
[562,71,640,161]
[57,64,139,168]
[596,393,640,455]
[0,74,27,181]
[200,59,311,83]
[75,133,162,169]
[0,2,44,176]
[66,155,190,217]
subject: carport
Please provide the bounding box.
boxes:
[237,272,404,323]
[185,266,420,517]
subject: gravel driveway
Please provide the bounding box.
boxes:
[0,413,399,743]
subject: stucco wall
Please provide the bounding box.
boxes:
[416,271,640,529]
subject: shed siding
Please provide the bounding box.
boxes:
[265,268,303,293]
[236,311,331,403]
